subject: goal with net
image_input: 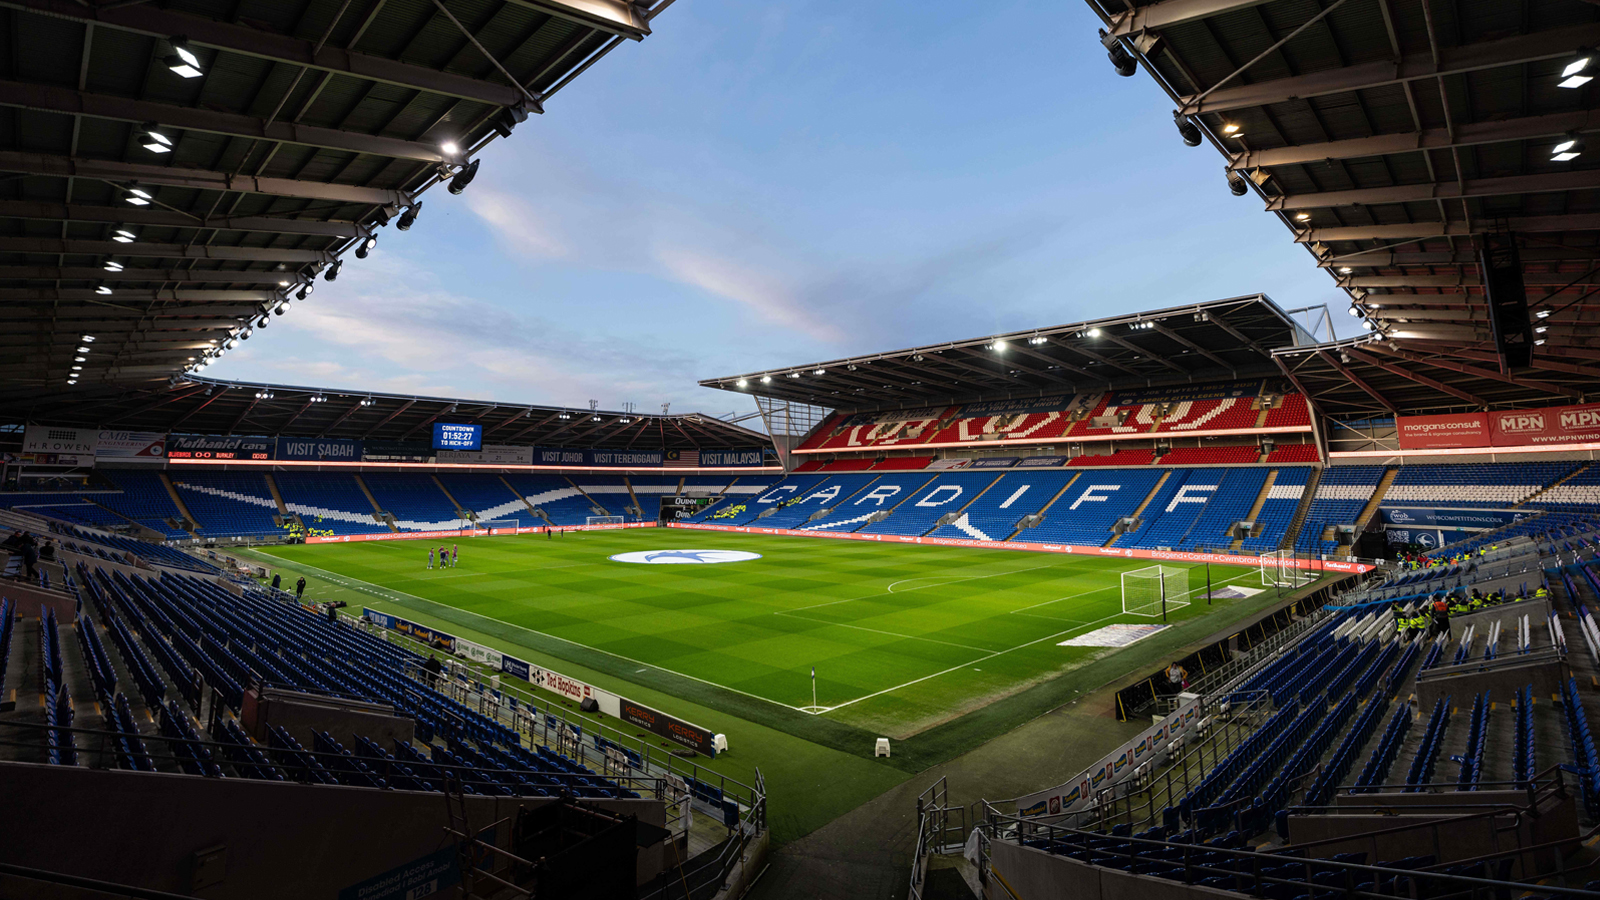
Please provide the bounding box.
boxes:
[1122,566,1190,618]
[480,519,520,533]
[1259,550,1315,587]
[586,516,625,526]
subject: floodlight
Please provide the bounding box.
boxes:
[1553,134,1585,161]
[1347,304,1360,316]
[355,235,376,259]
[491,105,529,139]
[1100,29,1136,77]
[992,339,1008,350]
[1174,112,1201,147]
[397,203,421,231]
[73,356,85,362]
[1221,123,1241,135]
[1339,266,1353,274]
[81,335,94,342]
[125,185,152,205]
[1227,171,1249,196]
[441,141,460,157]
[76,346,89,353]
[1086,328,1102,338]
[448,159,480,194]
[113,228,136,243]
[736,379,747,388]
[95,286,113,295]
[104,260,123,271]
[1294,212,1310,222]
[760,375,771,383]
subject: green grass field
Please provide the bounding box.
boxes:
[249,529,1325,842]
[258,530,1309,737]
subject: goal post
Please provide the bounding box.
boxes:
[586,515,625,526]
[480,519,520,533]
[1259,549,1314,587]
[1122,566,1190,618]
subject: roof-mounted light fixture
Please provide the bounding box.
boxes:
[1553,133,1585,162]
[1099,29,1137,77]
[139,124,174,154]
[166,37,203,79]
[1560,49,1594,88]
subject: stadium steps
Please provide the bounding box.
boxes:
[1231,470,1279,551]
[499,475,547,522]
[1353,467,1399,532]
[262,475,304,532]
[623,478,644,518]
[5,615,49,764]
[1253,402,1270,429]
[430,475,470,523]
[1105,471,1172,547]
[564,477,609,517]
[1516,462,1594,508]
[1006,473,1081,541]
[920,473,1006,536]
[158,472,200,536]
[353,476,398,533]
[1278,467,1323,551]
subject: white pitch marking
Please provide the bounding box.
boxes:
[820,568,1261,714]
[248,553,819,714]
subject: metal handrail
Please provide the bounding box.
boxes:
[979,803,1598,898]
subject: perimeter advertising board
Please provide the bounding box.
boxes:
[1490,402,1600,446]
[21,425,96,466]
[94,431,166,463]
[168,434,274,461]
[1397,402,1600,450]
[362,607,719,755]
[275,437,362,462]
[1396,413,1490,450]
[436,444,534,465]
[1014,697,1204,821]
[619,698,718,756]
[699,449,765,467]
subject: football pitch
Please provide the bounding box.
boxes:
[257,528,1318,743]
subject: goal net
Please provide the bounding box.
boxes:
[586,516,625,526]
[1259,549,1315,587]
[1122,566,1190,617]
[480,519,520,533]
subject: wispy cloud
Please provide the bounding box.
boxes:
[211,255,706,411]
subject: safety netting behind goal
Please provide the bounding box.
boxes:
[1121,565,1190,617]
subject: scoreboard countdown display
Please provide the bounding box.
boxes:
[433,423,481,451]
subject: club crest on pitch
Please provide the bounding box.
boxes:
[609,549,763,565]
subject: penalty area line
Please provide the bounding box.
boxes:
[818,568,1259,715]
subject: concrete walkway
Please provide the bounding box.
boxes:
[748,682,1146,899]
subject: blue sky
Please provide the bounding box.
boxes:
[209,0,1355,419]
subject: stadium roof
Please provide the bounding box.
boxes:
[0,0,663,393]
[0,375,767,449]
[701,295,1317,409]
[1086,0,1600,415]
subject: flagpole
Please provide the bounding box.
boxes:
[811,665,817,710]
